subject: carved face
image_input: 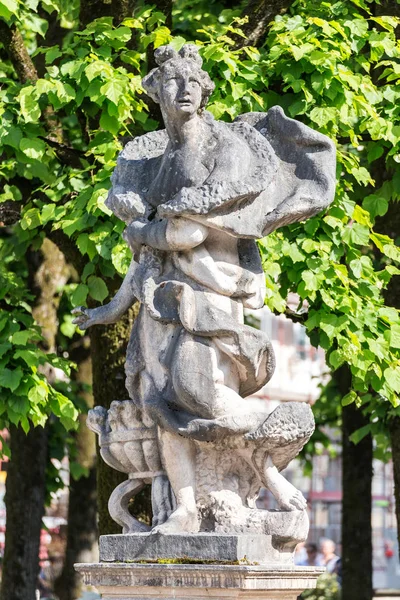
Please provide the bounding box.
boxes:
[159,62,203,119]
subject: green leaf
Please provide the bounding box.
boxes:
[153,26,171,49]
[349,258,362,278]
[352,205,372,227]
[370,232,392,252]
[343,223,370,246]
[349,424,371,445]
[363,195,388,219]
[287,243,305,263]
[301,270,319,291]
[100,110,120,135]
[104,26,131,43]
[351,167,373,186]
[387,325,400,349]
[85,61,111,82]
[71,284,89,307]
[28,384,48,404]
[11,330,32,345]
[45,46,62,64]
[0,0,18,19]
[3,126,22,149]
[319,314,347,340]
[51,391,79,430]
[81,262,95,282]
[60,315,77,338]
[87,276,108,302]
[384,366,400,393]
[379,307,399,324]
[111,243,131,275]
[18,87,40,123]
[13,349,39,367]
[20,208,42,231]
[100,80,124,105]
[70,461,89,480]
[382,243,400,262]
[309,106,337,127]
[19,138,46,160]
[367,145,384,163]
[24,13,48,37]
[329,350,345,370]
[342,390,357,406]
[0,368,23,392]
[0,342,11,358]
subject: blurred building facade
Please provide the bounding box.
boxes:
[250,305,400,590]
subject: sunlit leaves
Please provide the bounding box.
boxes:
[18,86,40,122]
[1,0,400,451]
[0,0,18,20]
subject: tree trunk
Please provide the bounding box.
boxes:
[341,364,373,600]
[0,425,48,600]
[54,356,98,600]
[54,466,97,600]
[389,416,400,559]
[89,307,139,535]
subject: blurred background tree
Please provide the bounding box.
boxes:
[0,0,399,598]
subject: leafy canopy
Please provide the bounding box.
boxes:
[0,0,399,439]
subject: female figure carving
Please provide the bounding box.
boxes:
[73,45,335,535]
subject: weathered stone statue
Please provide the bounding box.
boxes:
[73,44,335,574]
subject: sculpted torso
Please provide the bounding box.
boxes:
[73,44,336,537]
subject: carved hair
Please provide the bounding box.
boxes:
[142,44,215,109]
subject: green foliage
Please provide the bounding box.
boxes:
[301,573,341,600]
[254,3,400,431]
[0,238,78,432]
[0,0,399,451]
[0,6,171,433]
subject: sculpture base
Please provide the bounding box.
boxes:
[99,533,299,565]
[75,562,324,600]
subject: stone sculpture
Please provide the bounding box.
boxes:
[73,44,336,555]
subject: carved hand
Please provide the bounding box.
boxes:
[123,220,146,254]
[72,306,102,330]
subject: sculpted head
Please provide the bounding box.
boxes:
[142,45,215,120]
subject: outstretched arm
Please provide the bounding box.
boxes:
[72,258,138,330]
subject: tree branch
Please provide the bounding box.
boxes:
[234,0,295,49]
[0,201,21,226]
[284,307,307,324]
[0,20,37,83]
[38,136,86,169]
[80,0,135,27]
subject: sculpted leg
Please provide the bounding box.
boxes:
[262,455,307,511]
[172,331,267,440]
[152,430,199,533]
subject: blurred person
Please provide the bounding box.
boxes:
[296,543,324,567]
[320,538,340,573]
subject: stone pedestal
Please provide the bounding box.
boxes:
[99,533,301,565]
[75,562,324,600]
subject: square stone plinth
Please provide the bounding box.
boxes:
[99,533,296,565]
[75,562,325,600]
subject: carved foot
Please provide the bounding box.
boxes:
[263,457,307,511]
[152,505,199,534]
